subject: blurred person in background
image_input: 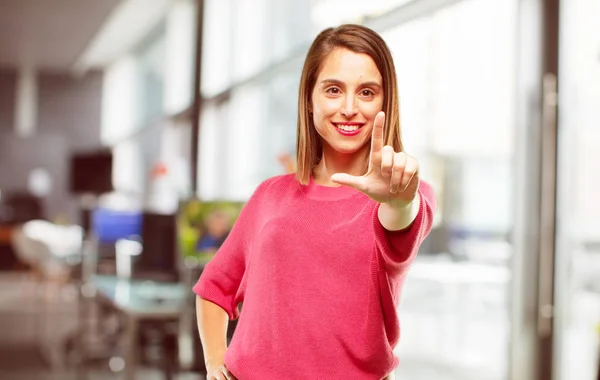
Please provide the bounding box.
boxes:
[196,210,233,252]
[194,24,436,380]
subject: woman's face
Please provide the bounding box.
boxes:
[311,47,384,156]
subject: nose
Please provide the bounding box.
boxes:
[341,95,358,118]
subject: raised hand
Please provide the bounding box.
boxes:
[330,111,419,207]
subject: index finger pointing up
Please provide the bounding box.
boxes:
[369,111,386,166]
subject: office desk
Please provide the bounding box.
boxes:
[88,275,187,380]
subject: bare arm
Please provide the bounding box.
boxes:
[377,193,420,231]
[196,296,236,379]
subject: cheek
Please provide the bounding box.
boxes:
[360,99,384,117]
[313,95,342,116]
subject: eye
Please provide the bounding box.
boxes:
[325,87,341,95]
[360,89,375,98]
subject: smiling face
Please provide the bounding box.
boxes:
[295,24,402,185]
[310,48,384,158]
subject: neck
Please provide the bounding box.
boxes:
[313,146,368,186]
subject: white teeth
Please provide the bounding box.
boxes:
[336,124,359,132]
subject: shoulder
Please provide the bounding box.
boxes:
[242,174,299,213]
[254,173,299,195]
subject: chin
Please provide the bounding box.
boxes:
[330,142,366,155]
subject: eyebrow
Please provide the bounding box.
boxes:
[320,79,382,88]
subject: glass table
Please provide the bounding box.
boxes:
[84,275,188,380]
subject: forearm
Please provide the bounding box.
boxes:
[377,193,420,231]
[196,296,230,366]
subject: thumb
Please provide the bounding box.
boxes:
[330,173,364,190]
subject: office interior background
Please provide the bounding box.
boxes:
[0,0,598,379]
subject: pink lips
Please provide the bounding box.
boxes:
[333,122,364,137]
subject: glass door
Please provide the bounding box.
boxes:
[554,0,600,379]
[375,0,519,378]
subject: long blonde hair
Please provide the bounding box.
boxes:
[295,24,402,185]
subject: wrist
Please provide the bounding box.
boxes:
[384,197,415,210]
[205,351,226,368]
[378,193,420,231]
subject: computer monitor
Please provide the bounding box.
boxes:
[69,151,113,195]
[91,208,143,243]
[134,212,179,282]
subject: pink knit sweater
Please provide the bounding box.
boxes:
[193,174,435,379]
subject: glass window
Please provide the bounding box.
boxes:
[262,63,303,178]
[270,1,312,61]
[101,55,143,145]
[382,0,516,378]
[200,0,234,97]
[198,99,230,200]
[555,0,600,378]
[112,140,144,194]
[382,17,432,155]
[311,0,415,33]
[231,0,270,81]
[137,25,166,125]
[163,0,198,115]
[429,0,514,158]
[224,84,269,200]
[197,60,303,201]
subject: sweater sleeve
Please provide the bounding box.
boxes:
[372,180,436,273]
[192,181,267,320]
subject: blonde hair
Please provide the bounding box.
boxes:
[296,24,402,185]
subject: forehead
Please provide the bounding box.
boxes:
[316,47,382,83]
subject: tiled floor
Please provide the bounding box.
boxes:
[395,257,510,380]
[2,266,597,380]
[0,269,508,380]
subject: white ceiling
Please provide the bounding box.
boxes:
[0,0,120,70]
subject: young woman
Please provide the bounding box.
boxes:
[194,24,436,380]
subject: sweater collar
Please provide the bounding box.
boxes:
[303,175,359,201]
